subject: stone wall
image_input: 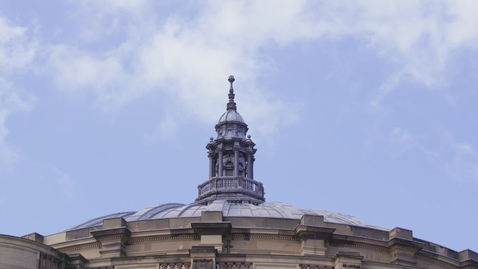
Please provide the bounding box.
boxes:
[0,234,69,269]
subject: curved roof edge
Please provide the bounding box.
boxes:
[66,200,388,232]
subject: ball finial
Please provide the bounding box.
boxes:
[226,75,237,111]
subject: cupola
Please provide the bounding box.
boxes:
[196,76,265,205]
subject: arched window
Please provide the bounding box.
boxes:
[224,161,234,176]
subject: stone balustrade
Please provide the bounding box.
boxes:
[159,263,191,269]
[216,262,251,269]
[197,176,264,203]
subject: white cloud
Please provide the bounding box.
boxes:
[44,1,478,138]
[0,17,37,171]
[391,127,413,145]
[366,126,417,158]
[0,80,35,169]
[72,0,150,42]
[143,114,179,144]
[47,1,317,137]
[0,17,37,72]
[447,147,478,183]
[329,1,478,103]
[51,166,74,200]
[441,132,478,183]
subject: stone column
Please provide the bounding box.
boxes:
[234,149,239,176]
[45,256,50,269]
[39,253,44,269]
[208,152,214,178]
[247,152,252,179]
[218,151,223,176]
[250,157,254,179]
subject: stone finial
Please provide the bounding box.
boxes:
[227,75,237,111]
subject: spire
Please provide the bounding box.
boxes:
[227,75,237,111]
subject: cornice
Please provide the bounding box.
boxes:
[294,224,335,240]
[460,258,478,269]
[50,237,98,250]
[387,237,425,253]
[129,227,195,238]
[57,242,101,253]
[329,240,389,253]
[128,234,200,244]
[191,221,232,235]
[91,227,131,239]
[415,249,461,268]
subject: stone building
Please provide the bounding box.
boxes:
[1,76,477,269]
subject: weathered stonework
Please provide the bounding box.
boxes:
[0,234,69,269]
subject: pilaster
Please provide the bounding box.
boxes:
[387,227,424,266]
[218,147,223,176]
[294,215,335,256]
[90,217,131,258]
[208,150,214,178]
[234,145,239,176]
[191,211,230,252]
[246,151,252,179]
[189,246,217,269]
[333,251,363,269]
[68,253,87,269]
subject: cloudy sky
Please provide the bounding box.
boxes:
[1,0,477,253]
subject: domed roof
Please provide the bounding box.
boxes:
[218,110,245,123]
[67,200,388,231]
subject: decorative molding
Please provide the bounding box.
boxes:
[245,234,300,241]
[192,259,214,269]
[129,234,199,243]
[414,254,440,265]
[390,244,420,252]
[415,252,461,268]
[159,263,191,269]
[342,264,361,269]
[294,225,335,240]
[58,242,101,253]
[216,262,251,269]
[299,265,330,269]
[329,241,388,253]
[192,222,232,235]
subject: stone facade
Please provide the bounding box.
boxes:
[1,76,477,269]
[7,211,478,269]
[0,234,69,269]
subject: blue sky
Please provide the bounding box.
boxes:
[1,0,477,253]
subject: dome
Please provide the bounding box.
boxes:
[67,200,388,231]
[218,110,245,123]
